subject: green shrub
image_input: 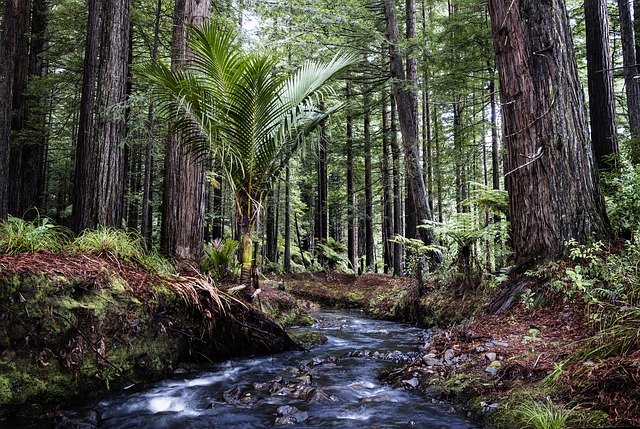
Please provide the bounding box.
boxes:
[201,238,239,280]
[0,217,70,254]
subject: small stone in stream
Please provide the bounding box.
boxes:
[485,366,498,376]
[475,346,485,353]
[305,388,335,403]
[223,386,243,404]
[373,351,380,358]
[53,410,99,429]
[295,375,312,385]
[253,382,268,390]
[485,352,497,361]
[275,405,309,425]
[444,349,455,363]
[403,377,420,388]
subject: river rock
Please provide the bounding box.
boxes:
[475,346,485,353]
[53,410,99,429]
[305,388,336,403]
[485,352,497,361]
[402,377,420,388]
[422,353,442,366]
[485,366,498,376]
[274,405,309,425]
[444,349,455,363]
[223,386,243,404]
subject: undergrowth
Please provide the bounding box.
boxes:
[0,218,175,275]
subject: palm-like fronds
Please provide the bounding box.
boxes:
[141,20,356,200]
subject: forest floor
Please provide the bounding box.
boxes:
[276,269,639,428]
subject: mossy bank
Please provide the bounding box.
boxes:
[0,252,299,418]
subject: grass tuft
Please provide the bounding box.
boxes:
[0,217,70,254]
[513,399,574,429]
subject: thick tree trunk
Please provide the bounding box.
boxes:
[363,90,375,271]
[489,0,611,263]
[585,0,618,171]
[0,0,21,220]
[9,0,46,219]
[72,0,101,231]
[618,0,640,164]
[161,0,210,261]
[346,81,357,271]
[93,0,130,228]
[383,0,436,249]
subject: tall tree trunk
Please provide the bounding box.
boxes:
[383,0,436,249]
[585,0,618,171]
[433,104,443,222]
[6,0,31,217]
[618,0,640,164]
[316,112,328,245]
[283,164,292,273]
[265,190,278,263]
[453,101,465,212]
[346,81,357,270]
[390,96,404,275]
[381,95,394,274]
[161,0,210,261]
[93,0,130,228]
[363,89,375,271]
[0,0,22,220]
[141,0,162,244]
[72,0,101,231]
[489,0,611,263]
[9,0,49,219]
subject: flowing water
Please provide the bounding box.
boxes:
[6,311,478,428]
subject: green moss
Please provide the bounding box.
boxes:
[290,331,328,349]
[0,376,12,407]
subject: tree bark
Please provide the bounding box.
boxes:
[381,95,394,274]
[618,0,640,164]
[9,0,48,219]
[390,96,404,275]
[315,112,328,245]
[141,0,162,244]
[383,0,436,249]
[93,0,130,228]
[161,0,210,261]
[346,81,357,271]
[72,0,100,231]
[363,89,375,271]
[585,0,618,171]
[489,0,611,263]
[0,0,21,220]
[283,163,292,273]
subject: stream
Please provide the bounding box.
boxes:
[8,311,478,428]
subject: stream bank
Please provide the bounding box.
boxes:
[0,252,299,419]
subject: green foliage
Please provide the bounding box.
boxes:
[201,239,240,280]
[316,238,351,272]
[0,217,70,254]
[512,399,575,429]
[73,227,144,261]
[604,165,640,236]
[72,227,173,274]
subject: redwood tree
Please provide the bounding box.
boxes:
[585,0,618,171]
[161,0,210,262]
[488,0,610,263]
[383,0,436,250]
